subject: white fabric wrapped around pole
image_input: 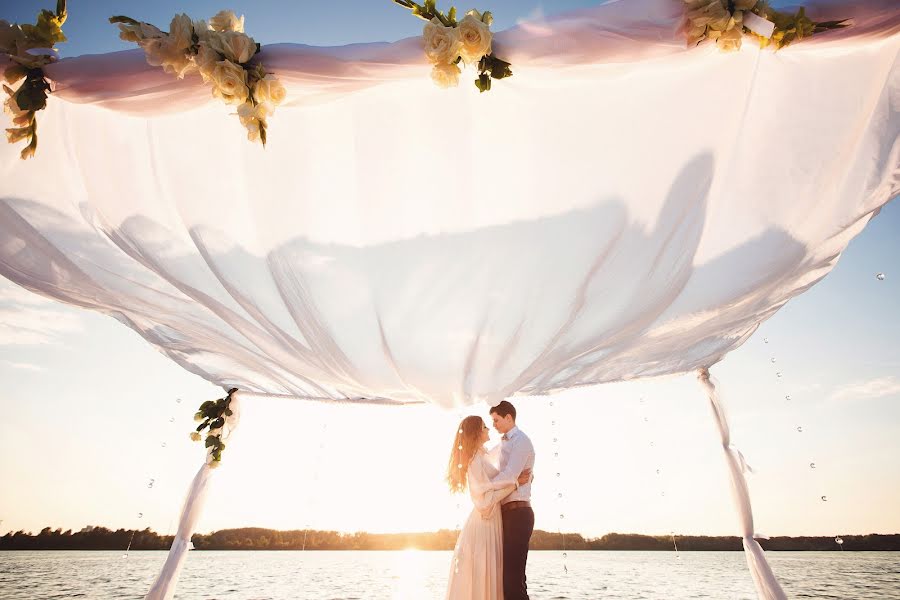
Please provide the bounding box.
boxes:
[697,369,787,600]
[145,393,241,600]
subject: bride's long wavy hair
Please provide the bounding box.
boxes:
[446,415,485,494]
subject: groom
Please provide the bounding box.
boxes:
[490,400,535,600]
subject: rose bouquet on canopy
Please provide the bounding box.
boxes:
[683,0,848,51]
[110,10,286,145]
[190,388,238,468]
[394,0,512,91]
[1,0,67,159]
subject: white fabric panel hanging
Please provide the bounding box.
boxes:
[698,369,787,600]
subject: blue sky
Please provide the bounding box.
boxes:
[1,0,595,56]
[0,0,898,539]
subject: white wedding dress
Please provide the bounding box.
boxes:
[445,448,517,600]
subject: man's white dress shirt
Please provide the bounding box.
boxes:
[493,426,535,504]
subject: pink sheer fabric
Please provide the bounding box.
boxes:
[0,0,890,116]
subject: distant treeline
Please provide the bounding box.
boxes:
[2,527,898,551]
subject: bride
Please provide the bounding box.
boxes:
[445,416,531,600]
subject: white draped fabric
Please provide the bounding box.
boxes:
[1,0,898,597]
[1,0,897,408]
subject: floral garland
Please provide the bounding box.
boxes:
[190,388,238,468]
[1,0,67,160]
[110,10,285,145]
[756,5,849,49]
[684,0,847,52]
[394,0,512,92]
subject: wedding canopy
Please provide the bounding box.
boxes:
[1,0,898,598]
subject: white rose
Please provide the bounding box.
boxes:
[195,41,220,82]
[209,10,245,33]
[208,30,256,64]
[163,55,196,78]
[140,35,195,79]
[210,60,249,105]
[422,18,460,65]
[167,13,194,52]
[117,21,164,43]
[252,74,286,106]
[238,101,272,121]
[685,0,730,30]
[716,16,744,51]
[685,22,708,46]
[138,36,167,65]
[0,19,26,54]
[238,102,256,127]
[193,19,209,40]
[430,62,461,88]
[237,101,271,142]
[457,13,492,64]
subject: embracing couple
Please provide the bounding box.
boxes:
[445,400,535,600]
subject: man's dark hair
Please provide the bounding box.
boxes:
[490,400,516,421]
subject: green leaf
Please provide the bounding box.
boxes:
[491,64,513,80]
[210,417,225,430]
[15,79,49,112]
[225,409,233,416]
[815,19,849,31]
[475,72,491,93]
[108,15,141,26]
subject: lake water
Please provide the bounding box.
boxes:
[1,550,898,599]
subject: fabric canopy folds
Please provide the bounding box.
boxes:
[1,0,898,408]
